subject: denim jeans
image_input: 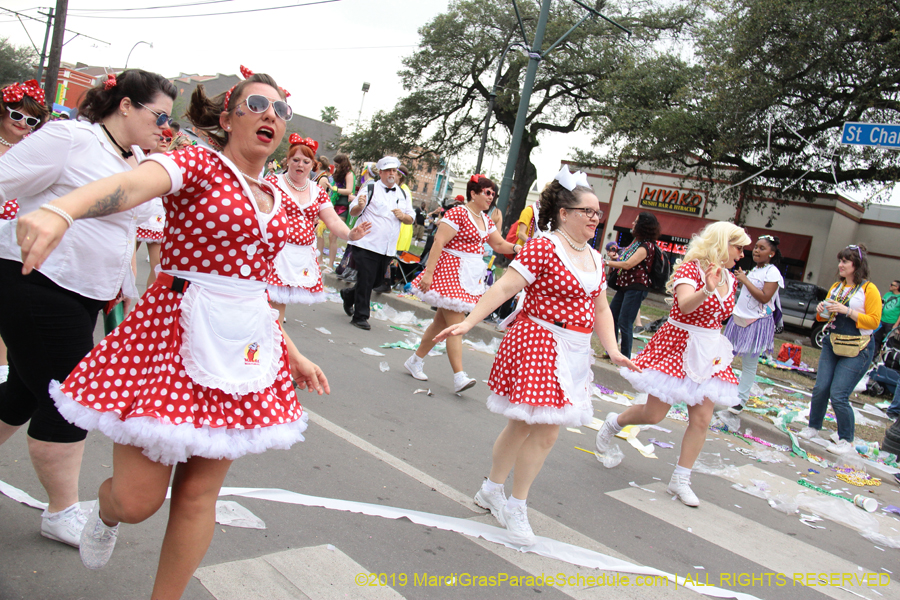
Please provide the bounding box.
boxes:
[888,376,900,418]
[609,288,648,358]
[807,336,875,441]
[736,351,762,404]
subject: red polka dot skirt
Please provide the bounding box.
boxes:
[0,199,18,220]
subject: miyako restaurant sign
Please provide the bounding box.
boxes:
[639,184,705,216]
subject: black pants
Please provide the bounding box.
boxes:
[0,259,105,442]
[344,247,392,322]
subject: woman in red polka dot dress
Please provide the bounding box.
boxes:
[265,134,369,321]
[18,70,329,599]
[595,222,750,507]
[435,167,638,546]
[405,175,519,393]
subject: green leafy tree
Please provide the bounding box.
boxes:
[341,0,695,231]
[582,0,900,220]
[0,38,37,86]
[320,106,339,124]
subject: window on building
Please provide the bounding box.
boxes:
[423,183,428,194]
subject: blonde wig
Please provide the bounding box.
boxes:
[665,221,751,295]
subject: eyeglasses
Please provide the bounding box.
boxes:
[568,207,603,219]
[138,103,171,127]
[480,189,496,198]
[5,106,40,128]
[235,94,293,122]
[846,245,863,260]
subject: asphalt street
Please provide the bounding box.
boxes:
[0,256,898,600]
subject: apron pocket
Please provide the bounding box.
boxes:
[457,254,486,296]
[682,331,734,383]
[274,243,319,287]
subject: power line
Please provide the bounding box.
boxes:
[0,7,109,45]
[64,0,341,19]
[67,0,235,12]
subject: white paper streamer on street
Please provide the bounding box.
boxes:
[215,500,266,529]
[216,486,763,600]
[0,479,47,510]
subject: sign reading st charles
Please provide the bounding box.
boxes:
[638,184,705,216]
[841,122,900,149]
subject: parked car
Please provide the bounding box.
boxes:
[780,280,828,348]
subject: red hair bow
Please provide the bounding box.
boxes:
[2,80,46,104]
[224,65,292,111]
[103,74,117,91]
[289,134,318,153]
[470,174,486,183]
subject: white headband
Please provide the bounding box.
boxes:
[554,165,590,191]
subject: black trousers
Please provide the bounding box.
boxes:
[0,259,105,442]
[344,247,392,321]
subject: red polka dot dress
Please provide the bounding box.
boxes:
[487,235,606,426]
[265,174,330,304]
[0,199,17,220]
[136,198,165,243]
[50,147,307,466]
[412,205,496,312]
[620,260,740,407]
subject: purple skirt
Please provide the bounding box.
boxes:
[723,314,775,355]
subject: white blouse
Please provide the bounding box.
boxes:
[0,120,151,301]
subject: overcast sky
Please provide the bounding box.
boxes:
[1,0,593,188]
[1,0,893,204]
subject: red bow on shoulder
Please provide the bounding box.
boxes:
[289,134,318,153]
[2,80,46,104]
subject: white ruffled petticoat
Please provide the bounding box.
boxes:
[267,284,327,305]
[412,289,475,313]
[620,367,739,407]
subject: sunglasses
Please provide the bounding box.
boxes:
[6,106,40,128]
[480,188,496,198]
[236,94,293,122]
[568,207,603,219]
[846,244,863,260]
[138,103,171,127]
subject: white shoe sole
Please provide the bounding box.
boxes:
[473,491,504,520]
[497,510,536,546]
[666,487,700,507]
[454,379,476,393]
[40,528,80,548]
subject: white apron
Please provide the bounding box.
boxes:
[529,315,594,407]
[171,270,282,395]
[668,318,734,383]
[273,243,320,287]
[444,248,487,296]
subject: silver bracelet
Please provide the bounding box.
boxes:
[39,204,75,227]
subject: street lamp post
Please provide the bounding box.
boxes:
[124,41,152,69]
[356,82,370,129]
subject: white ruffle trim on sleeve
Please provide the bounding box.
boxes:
[51,381,307,466]
[266,284,327,305]
[486,393,593,427]
[619,367,738,407]
[412,288,476,313]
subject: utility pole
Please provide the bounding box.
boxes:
[35,7,54,84]
[43,0,69,111]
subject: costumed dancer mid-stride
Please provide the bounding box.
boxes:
[435,166,638,546]
[596,221,750,507]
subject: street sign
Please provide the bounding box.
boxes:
[841,122,900,149]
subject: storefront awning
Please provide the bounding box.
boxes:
[613,206,812,262]
[613,206,710,245]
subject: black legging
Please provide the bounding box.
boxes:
[0,259,105,442]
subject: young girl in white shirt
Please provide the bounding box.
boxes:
[723,235,784,413]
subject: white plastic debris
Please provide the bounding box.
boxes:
[595,444,624,468]
[314,327,331,335]
[360,347,386,357]
[379,362,390,372]
[215,501,266,529]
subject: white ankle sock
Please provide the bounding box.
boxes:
[483,478,503,493]
[507,496,526,509]
[674,465,691,476]
[608,415,623,432]
[410,354,424,364]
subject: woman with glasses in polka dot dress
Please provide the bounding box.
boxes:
[17,68,329,599]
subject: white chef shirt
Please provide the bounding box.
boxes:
[348,179,415,256]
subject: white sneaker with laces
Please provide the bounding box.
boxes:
[595,412,620,454]
[473,485,507,521]
[667,472,700,507]
[453,371,476,393]
[796,426,820,440]
[404,355,428,381]
[41,503,87,547]
[79,502,119,570]
[498,503,536,546]
[826,439,857,456]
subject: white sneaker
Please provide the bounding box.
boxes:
[826,439,857,456]
[40,504,86,548]
[667,472,700,507]
[595,412,620,454]
[796,426,820,440]
[498,503,536,546]
[404,355,428,381]
[453,371,476,393]
[473,484,507,521]
[79,502,119,570]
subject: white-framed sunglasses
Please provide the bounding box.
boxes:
[6,106,40,128]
